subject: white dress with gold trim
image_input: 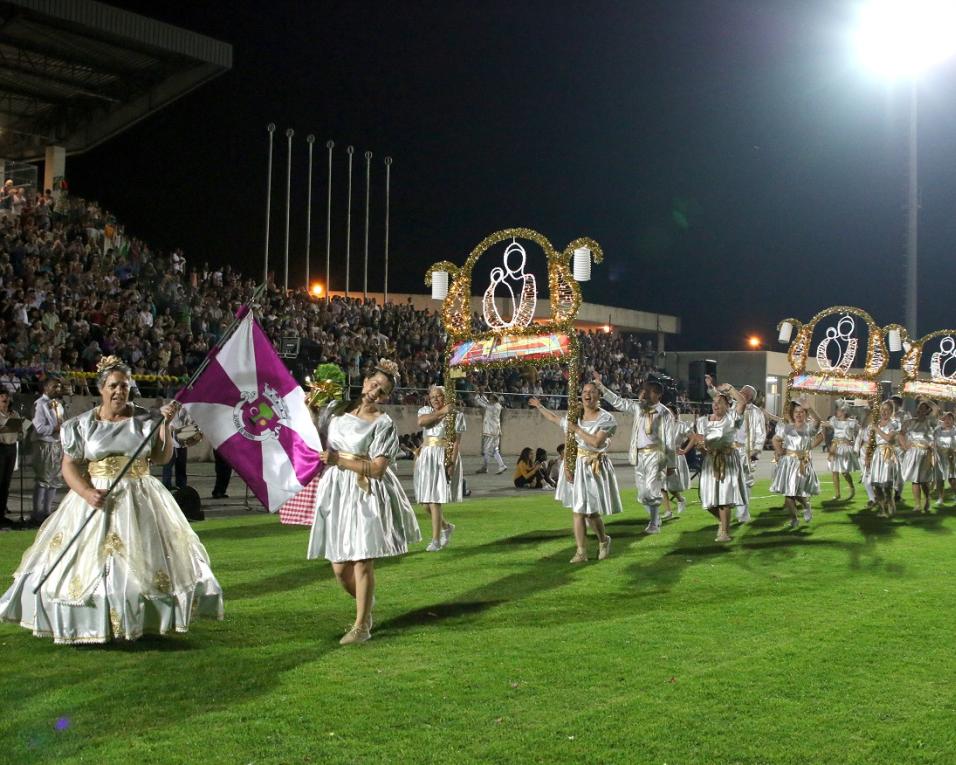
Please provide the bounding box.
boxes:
[0,406,223,644]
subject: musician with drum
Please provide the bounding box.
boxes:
[162,403,202,490]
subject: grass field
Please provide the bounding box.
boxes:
[1,483,955,765]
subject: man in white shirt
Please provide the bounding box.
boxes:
[594,372,673,533]
[31,377,66,525]
[474,387,507,475]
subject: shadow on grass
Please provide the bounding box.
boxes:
[225,563,330,600]
[198,520,305,541]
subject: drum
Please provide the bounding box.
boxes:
[174,424,203,447]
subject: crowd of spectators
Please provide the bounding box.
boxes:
[0,189,674,407]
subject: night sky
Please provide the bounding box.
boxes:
[67,1,956,350]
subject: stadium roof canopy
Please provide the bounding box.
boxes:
[0,0,231,161]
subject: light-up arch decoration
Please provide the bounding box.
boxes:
[894,328,956,403]
[426,228,604,479]
[777,306,888,464]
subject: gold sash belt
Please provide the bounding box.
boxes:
[785,450,811,475]
[911,442,935,467]
[637,445,660,453]
[424,436,449,448]
[578,448,607,477]
[337,451,371,494]
[707,447,734,481]
[88,456,150,479]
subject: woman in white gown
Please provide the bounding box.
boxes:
[0,356,223,644]
[933,411,956,507]
[413,385,465,552]
[821,403,860,501]
[308,360,421,645]
[529,384,622,563]
[771,401,824,529]
[899,400,939,514]
[661,404,691,521]
[868,400,901,518]
[681,386,747,542]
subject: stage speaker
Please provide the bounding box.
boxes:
[173,486,204,522]
[688,359,717,401]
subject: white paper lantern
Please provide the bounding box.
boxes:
[777,321,793,344]
[887,329,902,353]
[431,270,448,300]
[572,247,591,281]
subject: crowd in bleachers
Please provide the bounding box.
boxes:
[0,190,673,405]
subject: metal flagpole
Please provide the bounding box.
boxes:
[263,123,275,285]
[325,140,334,304]
[283,128,294,293]
[345,145,354,298]
[33,284,269,594]
[363,150,372,299]
[384,156,392,304]
[305,134,315,292]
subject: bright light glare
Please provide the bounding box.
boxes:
[310,282,324,297]
[855,0,956,78]
[748,336,761,349]
[602,324,612,334]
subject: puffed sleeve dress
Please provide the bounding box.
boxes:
[0,406,223,644]
[308,410,421,562]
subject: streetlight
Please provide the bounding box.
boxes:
[853,0,956,338]
[747,336,761,350]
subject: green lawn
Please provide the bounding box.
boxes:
[1,483,955,765]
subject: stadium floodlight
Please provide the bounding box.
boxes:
[854,0,956,79]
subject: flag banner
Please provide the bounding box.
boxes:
[178,310,323,512]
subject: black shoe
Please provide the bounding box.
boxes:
[211,493,228,499]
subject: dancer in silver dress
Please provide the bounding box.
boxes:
[1,356,223,644]
[414,385,465,551]
[661,404,691,521]
[706,375,766,524]
[771,401,824,529]
[530,384,622,563]
[308,360,421,645]
[821,402,861,501]
[681,386,747,542]
[899,400,939,514]
[933,411,956,507]
[868,400,901,518]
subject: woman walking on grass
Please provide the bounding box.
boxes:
[820,402,860,501]
[866,400,901,518]
[529,384,622,563]
[771,400,824,529]
[933,411,956,507]
[308,360,421,645]
[681,386,747,542]
[414,385,465,551]
[899,399,939,514]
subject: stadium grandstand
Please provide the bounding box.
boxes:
[0,0,686,411]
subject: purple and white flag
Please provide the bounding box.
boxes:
[178,309,323,511]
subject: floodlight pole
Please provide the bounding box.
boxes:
[905,79,918,339]
[263,123,276,286]
[305,134,315,293]
[325,140,334,304]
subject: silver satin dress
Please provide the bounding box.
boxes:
[413,407,465,504]
[934,426,956,481]
[770,422,821,498]
[308,412,421,562]
[827,417,861,473]
[0,407,224,644]
[695,413,746,509]
[901,418,937,483]
[868,420,900,487]
[562,409,623,517]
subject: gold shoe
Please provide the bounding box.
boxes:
[339,625,371,645]
[598,535,612,561]
[569,550,588,564]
